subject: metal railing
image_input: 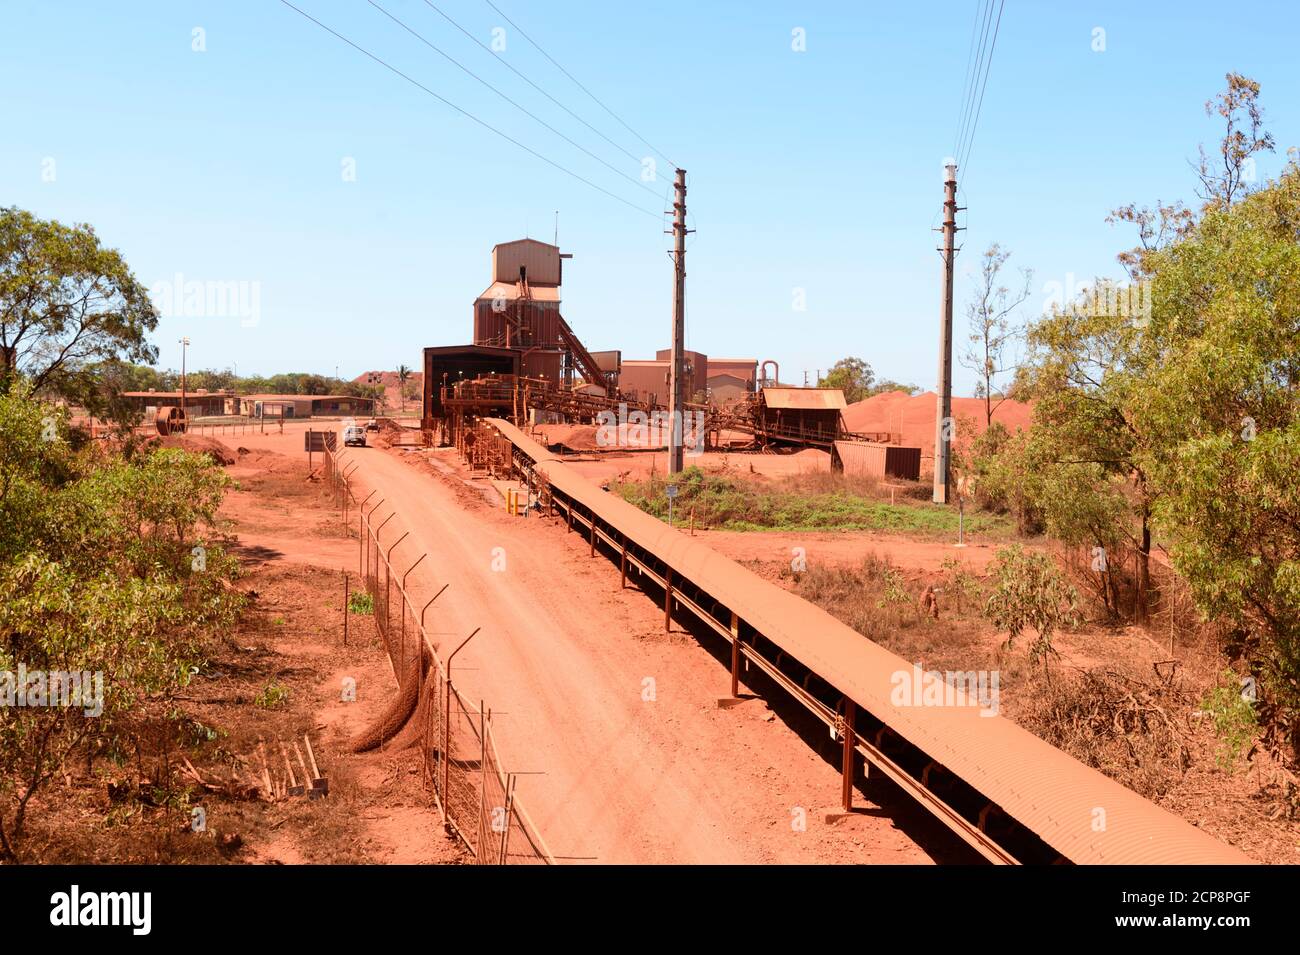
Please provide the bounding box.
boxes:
[322,445,554,864]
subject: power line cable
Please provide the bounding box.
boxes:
[951,0,987,159]
[953,0,995,166]
[958,0,1005,175]
[421,0,643,166]
[482,0,676,169]
[953,0,991,164]
[276,0,661,220]
[367,0,661,198]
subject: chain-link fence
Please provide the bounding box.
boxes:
[323,445,554,864]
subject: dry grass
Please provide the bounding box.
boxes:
[787,554,1196,794]
[784,553,987,671]
[785,553,1300,860]
[1005,668,1193,800]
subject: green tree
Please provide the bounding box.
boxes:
[397,364,412,412]
[1134,162,1300,759]
[984,545,1079,675]
[1022,285,1158,621]
[964,421,1042,536]
[867,379,919,397]
[1195,72,1275,209]
[0,208,158,396]
[0,391,241,859]
[818,357,874,403]
[959,243,1031,426]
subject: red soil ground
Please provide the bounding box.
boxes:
[701,528,1002,575]
[218,421,972,863]
[207,422,1297,864]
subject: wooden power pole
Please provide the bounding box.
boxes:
[932,161,960,504]
[668,168,689,475]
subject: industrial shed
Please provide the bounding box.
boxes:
[422,344,520,424]
[120,390,235,417]
[617,359,670,403]
[831,440,922,481]
[238,394,374,418]
[707,358,757,389]
[755,387,848,446]
[706,373,751,407]
[470,238,601,385]
[654,348,709,399]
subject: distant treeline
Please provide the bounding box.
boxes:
[98,363,382,399]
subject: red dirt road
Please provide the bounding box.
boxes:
[221,423,941,864]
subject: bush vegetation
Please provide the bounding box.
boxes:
[613,465,1013,537]
[0,389,242,860]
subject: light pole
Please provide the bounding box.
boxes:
[179,337,190,423]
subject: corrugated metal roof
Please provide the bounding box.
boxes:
[762,387,847,410]
[491,238,559,251]
[487,417,1252,865]
[122,391,233,399]
[241,393,370,401]
[475,282,561,303]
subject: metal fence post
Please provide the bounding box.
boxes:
[400,553,427,681]
[499,773,515,865]
[479,703,488,864]
[441,677,452,824]
[664,568,674,631]
[356,491,377,572]
[384,531,409,659]
[443,628,480,823]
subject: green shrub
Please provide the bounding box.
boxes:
[254,681,290,710]
[0,391,242,861]
[612,467,1013,536]
[1200,670,1259,769]
[984,545,1079,671]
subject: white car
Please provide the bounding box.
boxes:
[343,425,367,447]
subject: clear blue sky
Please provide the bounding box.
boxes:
[3,1,1298,393]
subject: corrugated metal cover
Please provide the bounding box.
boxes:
[762,387,847,410]
[834,440,888,477]
[487,418,1252,865]
[590,350,622,373]
[476,282,562,303]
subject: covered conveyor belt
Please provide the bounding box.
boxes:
[484,418,1251,865]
